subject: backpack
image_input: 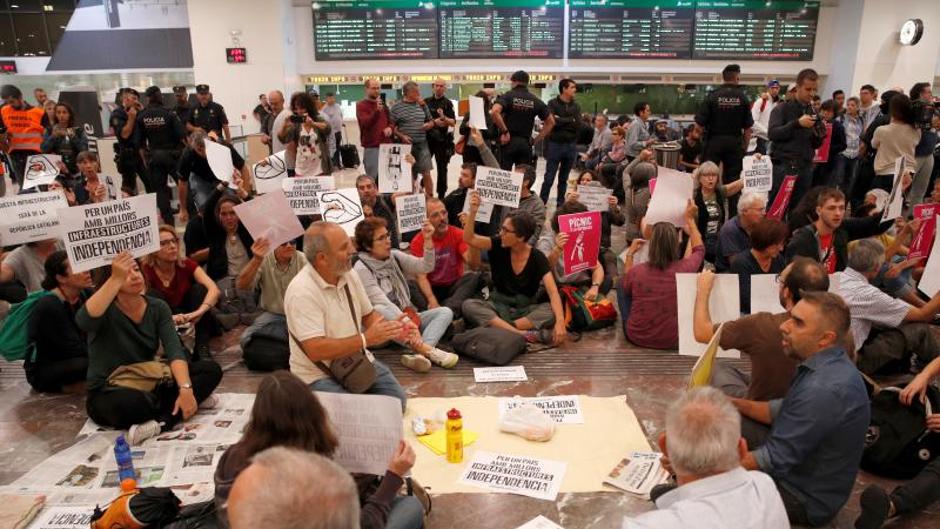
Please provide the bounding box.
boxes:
[451,327,526,366]
[861,384,940,479]
[560,285,617,331]
[0,290,53,361]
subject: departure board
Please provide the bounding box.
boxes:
[569,0,694,59]
[438,0,564,59]
[313,0,438,60]
[692,0,820,60]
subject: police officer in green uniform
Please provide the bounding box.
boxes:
[187,84,230,143]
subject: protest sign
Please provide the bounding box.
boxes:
[741,155,773,193]
[233,190,304,249]
[813,122,833,163]
[749,274,786,314]
[22,154,62,190]
[499,396,584,424]
[315,392,403,476]
[469,96,487,130]
[252,150,288,194]
[26,504,96,529]
[576,185,612,212]
[644,167,692,227]
[515,516,565,529]
[676,273,740,358]
[603,451,670,497]
[688,324,724,389]
[396,193,427,235]
[474,366,527,383]
[100,173,121,201]
[766,175,797,221]
[648,178,657,196]
[909,203,939,260]
[204,140,235,187]
[558,211,601,276]
[918,215,940,297]
[58,194,159,273]
[459,451,567,501]
[281,176,336,215]
[378,144,412,193]
[881,157,906,223]
[462,192,494,223]
[0,190,68,246]
[318,188,365,236]
[475,166,523,208]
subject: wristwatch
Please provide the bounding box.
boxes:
[179,382,193,390]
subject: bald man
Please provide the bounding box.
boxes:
[264,90,289,156]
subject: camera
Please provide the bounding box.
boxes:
[912,99,937,131]
[289,113,305,124]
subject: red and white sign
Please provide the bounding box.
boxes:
[559,211,601,276]
[909,203,940,260]
[766,175,797,221]
[813,122,833,163]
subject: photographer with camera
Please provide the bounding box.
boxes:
[41,101,87,176]
[279,92,331,178]
[907,82,937,207]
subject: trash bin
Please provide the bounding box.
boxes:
[653,142,682,169]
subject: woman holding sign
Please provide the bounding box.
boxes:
[79,252,222,445]
[693,161,744,264]
[462,191,567,345]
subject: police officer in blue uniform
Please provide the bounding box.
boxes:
[137,86,186,226]
[187,84,230,143]
[695,64,754,200]
[109,88,146,194]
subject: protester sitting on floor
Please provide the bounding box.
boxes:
[536,200,610,297]
[78,252,222,445]
[596,126,628,192]
[202,180,256,325]
[855,355,940,529]
[735,292,869,527]
[71,151,112,205]
[357,174,400,248]
[714,192,766,272]
[620,201,704,349]
[693,161,744,264]
[836,239,940,376]
[25,251,91,394]
[462,192,567,345]
[624,387,789,529]
[694,257,830,401]
[235,237,305,372]
[494,164,546,245]
[410,197,482,319]
[177,131,249,220]
[141,225,221,361]
[566,171,625,280]
[353,217,458,372]
[729,217,788,314]
[216,371,423,529]
[285,221,409,409]
[0,239,59,293]
[847,205,923,306]
[227,447,362,529]
[622,153,657,242]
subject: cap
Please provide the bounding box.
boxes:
[722,64,741,75]
[144,86,162,98]
[121,87,139,98]
[510,70,529,85]
[173,86,187,94]
[196,84,210,94]
[767,79,780,88]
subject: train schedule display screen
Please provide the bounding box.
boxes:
[692,0,820,60]
[313,0,438,60]
[438,0,565,59]
[569,0,694,59]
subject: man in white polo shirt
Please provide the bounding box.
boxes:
[285,221,408,408]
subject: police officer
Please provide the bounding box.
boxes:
[109,88,146,194]
[173,86,192,126]
[490,70,556,171]
[424,78,456,199]
[187,84,230,142]
[137,86,186,226]
[695,64,753,195]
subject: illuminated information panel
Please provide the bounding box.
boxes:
[569,0,694,59]
[438,0,564,59]
[692,0,819,60]
[313,0,438,60]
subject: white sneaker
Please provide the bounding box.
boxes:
[127,420,162,445]
[400,354,432,373]
[201,393,220,409]
[426,347,459,369]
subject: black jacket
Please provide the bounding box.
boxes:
[785,215,893,272]
[768,99,825,166]
[203,187,254,281]
[547,97,581,144]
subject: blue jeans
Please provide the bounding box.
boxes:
[309,361,407,411]
[873,256,915,300]
[540,140,578,205]
[386,496,424,529]
[374,306,454,347]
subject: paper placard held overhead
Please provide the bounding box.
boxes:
[918,215,940,297]
[378,144,412,193]
[22,154,62,190]
[0,190,68,246]
[314,392,403,476]
[558,211,601,276]
[644,167,692,228]
[204,140,236,188]
[881,157,906,223]
[909,203,940,260]
[59,194,160,273]
[676,273,740,358]
[741,155,773,193]
[462,192,495,223]
[749,274,787,315]
[318,188,365,236]
[282,176,336,215]
[468,96,487,130]
[475,166,523,208]
[233,190,305,249]
[576,185,612,212]
[396,193,427,235]
[252,150,288,194]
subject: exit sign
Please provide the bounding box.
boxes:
[0,61,16,74]
[226,48,247,64]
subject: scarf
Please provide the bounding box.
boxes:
[357,251,411,309]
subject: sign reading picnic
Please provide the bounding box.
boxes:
[59,194,160,273]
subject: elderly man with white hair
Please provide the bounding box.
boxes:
[714,192,766,272]
[623,387,788,529]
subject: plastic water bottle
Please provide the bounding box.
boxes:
[113,434,137,492]
[446,408,463,464]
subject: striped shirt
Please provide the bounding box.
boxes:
[836,267,910,351]
[390,100,430,143]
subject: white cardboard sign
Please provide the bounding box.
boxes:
[676,273,741,359]
[577,185,612,212]
[742,155,773,193]
[22,154,62,190]
[475,166,523,208]
[644,167,692,228]
[314,392,403,476]
[473,366,528,383]
[204,140,236,188]
[318,188,365,236]
[0,190,68,246]
[252,150,288,194]
[395,193,426,234]
[378,143,412,193]
[281,176,336,215]
[233,190,305,249]
[459,451,567,501]
[59,194,160,273]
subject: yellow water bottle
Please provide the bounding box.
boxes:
[446,408,463,463]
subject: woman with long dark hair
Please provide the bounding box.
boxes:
[41,101,88,175]
[871,94,921,191]
[280,91,331,177]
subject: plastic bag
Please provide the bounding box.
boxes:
[499,404,556,442]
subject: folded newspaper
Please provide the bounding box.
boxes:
[603,451,670,497]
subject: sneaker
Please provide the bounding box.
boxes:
[855,485,891,529]
[523,329,552,344]
[127,420,162,446]
[426,347,459,369]
[400,354,432,373]
[201,393,220,409]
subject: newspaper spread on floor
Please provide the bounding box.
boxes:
[603,451,670,497]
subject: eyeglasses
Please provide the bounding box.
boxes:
[499,226,516,235]
[159,238,178,247]
[373,233,391,242]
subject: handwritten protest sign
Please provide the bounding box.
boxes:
[378,144,412,193]
[233,190,304,249]
[475,166,523,208]
[22,154,62,190]
[499,396,584,424]
[0,191,68,246]
[252,150,288,194]
[315,392,402,476]
[459,451,567,501]
[59,194,159,273]
[644,167,692,227]
[576,185,612,212]
[766,175,797,221]
[281,176,336,215]
[881,157,906,223]
[742,155,773,193]
[396,193,426,235]
[558,211,600,276]
[318,188,365,236]
[909,203,939,260]
[462,192,494,223]
[469,96,487,129]
[204,140,235,188]
[676,273,740,358]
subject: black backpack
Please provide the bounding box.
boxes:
[451,327,526,366]
[861,385,940,479]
